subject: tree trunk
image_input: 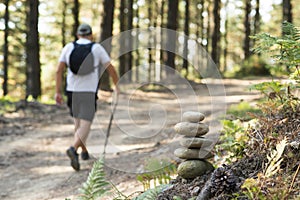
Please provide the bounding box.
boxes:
[148,0,153,82]
[159,0,165,69]
[61,0,67,47]
[127,0,134,81]
[197,0,204,73]
[99,0,115,91]
[3,0,9,96]
[72,0,80,40]
[26,0,41,99]
[165,0,179,73]
[206,1,211,54]
[223,0,229,72]
[282,0,292,23]
[211,0,221,68]
[253,0,260,36]
[243,0,251,60]
[134,0,140,82]
[119,0,127,79]
[183,0,189,77]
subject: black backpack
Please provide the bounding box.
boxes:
[69,42,95,75]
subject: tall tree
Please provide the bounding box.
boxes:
[72,0,80,40]
[165,0,179,72]
[134,0,140,82]
[282,0,292,23]
[159,0,166,67]
[147,0,153,82]
[243,0,251,60]
[183,0,190,77]
[3,0,9,96]
[127,0,134,81]
[253,0,260,36]
[119,0,133,81]
[26,0,41,99]
[223,0,229,72]
[61,0,67,47]
[119,0,126,77]
[211,0,221,68]
[205,0,211,54]
[196,0,205,72]
[99,0,115,90]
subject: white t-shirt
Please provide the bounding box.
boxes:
[59,38,111,92]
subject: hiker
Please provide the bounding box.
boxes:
[55,23,119,171]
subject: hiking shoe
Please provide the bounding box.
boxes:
[81,151,90,160]
[66,147,80,171]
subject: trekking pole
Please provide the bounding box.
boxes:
[103,92,119,155]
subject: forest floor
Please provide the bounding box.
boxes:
[0,78,267,200]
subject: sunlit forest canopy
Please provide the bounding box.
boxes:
[0,0,298,100]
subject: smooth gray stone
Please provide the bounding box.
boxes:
[174,147,213,159]
[182,111,205,123]
[174,122,209,137]
[180,137,213,148]
[177,160,214,179]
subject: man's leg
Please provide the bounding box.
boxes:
[67,118,91,170]
[73,118,92,152]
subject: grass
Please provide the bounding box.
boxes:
[226,101,262,121]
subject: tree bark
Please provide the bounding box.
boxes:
[148,0,153,82]
[119,0,127,78]
[61,0,67,47]
[223,0,229,72]
[99,0,115,90]
[165,0,179,73]
[243,0,251,60]
[253,0,260,36]
[134,0,140,82]
[211,0,221,68]
[72,0,80,41]
[3,0,9,96]
[183,0,190,77]
[282,0,292,23]
[127,0,134,81]
[26,0,41,99]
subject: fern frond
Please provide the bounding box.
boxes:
[264,138,287,178]
[133,184,170,200]
[78,157,111,200]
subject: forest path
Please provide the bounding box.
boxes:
[0,78,264,200]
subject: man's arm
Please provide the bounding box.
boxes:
[105,62,119,91]
[55,62,66,105]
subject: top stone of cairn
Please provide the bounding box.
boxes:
[182,111,205,123]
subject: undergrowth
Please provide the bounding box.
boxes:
[216,22,300,199]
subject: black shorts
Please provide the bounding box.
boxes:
[66,91,97,122]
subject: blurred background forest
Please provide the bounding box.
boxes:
[0,0,298,101]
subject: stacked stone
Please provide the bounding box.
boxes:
[174,111,214,179]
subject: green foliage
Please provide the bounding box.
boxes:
[249,80,299,114]
[236,55,271,77]
[132,184,170,200]
[216,119,250,163]
[136,158,177,191]
[226,101,261,121]
[78,158,110,200]
[252,22,300,81]
[0,97,17,115]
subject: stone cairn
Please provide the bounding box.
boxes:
[174,111,214,179]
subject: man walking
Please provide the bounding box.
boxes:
[55,24,119,171]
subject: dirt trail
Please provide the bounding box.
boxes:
[0,79,263,200]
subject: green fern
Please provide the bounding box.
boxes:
[136,158,177,190]
[252,22,300,71]
[78,157,110,200]
[132,184,170,200]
